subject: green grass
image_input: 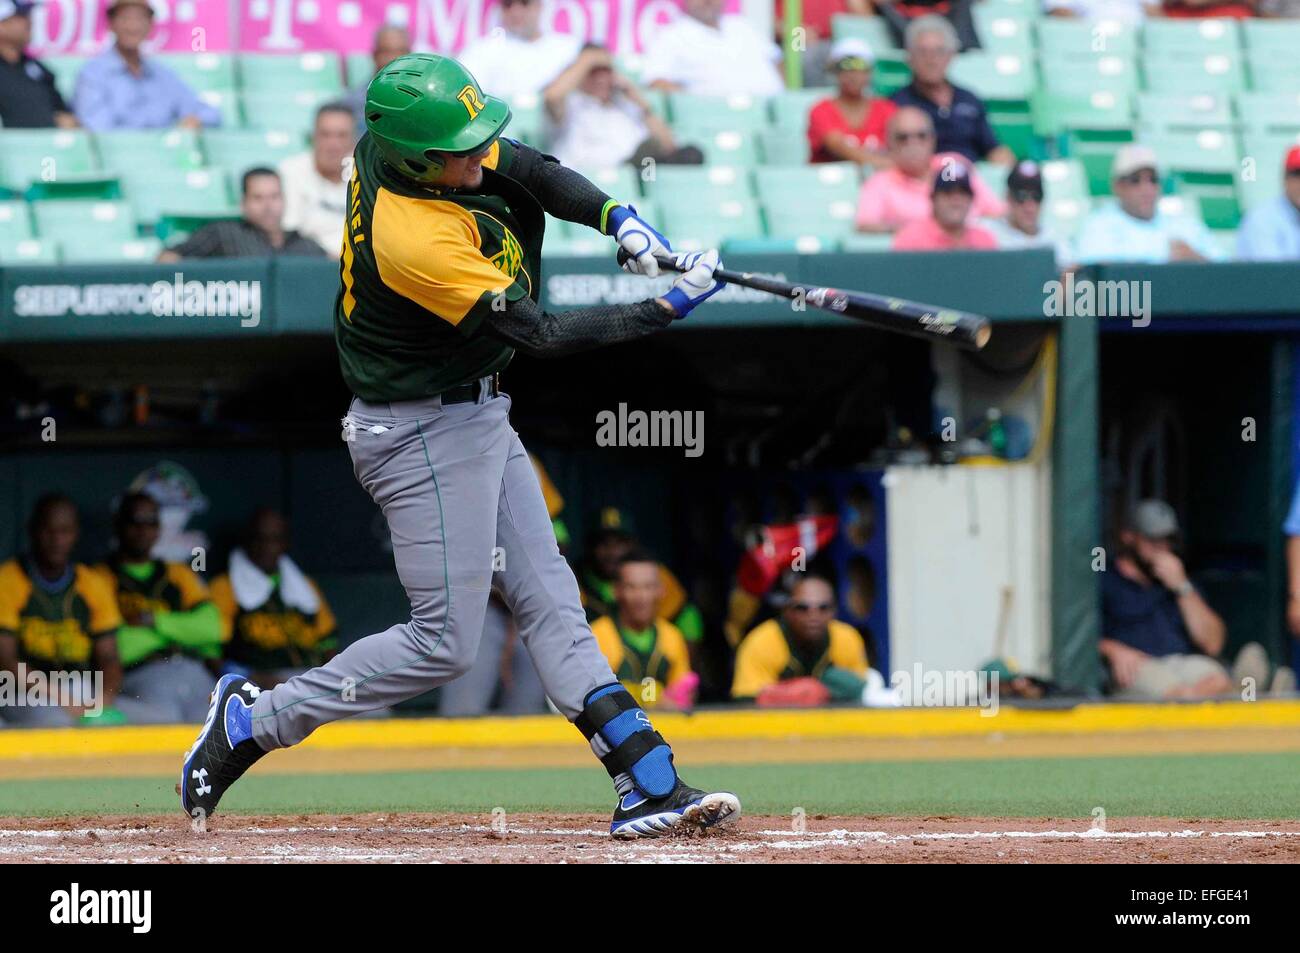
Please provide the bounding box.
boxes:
[5,752,1300,819]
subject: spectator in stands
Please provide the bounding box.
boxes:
[209,508,337,689]
[641,0,784,97]
[1236,146,1300,262]
[982,160,1074,266]
[891,16,1013,165]
[459,0,581,101]
[543,44,702,170]
[279,102,354,257]
[807,38,897,167]
[1159,0,1254,18]
[1074,145,1219,265]
[892,161,999,250]
[0,0,78,128]
[855,107,1004,232]
[591,549,698,710]
[0,495,123,727]
[97,492,222,725]
[345,24,411,128]
[1258,0,1300,14]
[73,0,220,131]
[1100,500,1244,700]
[1044,0,1153,22]
[732,574,870,705]
[159,168,328,261]
[876,0,981,53]
[775,0,873,83]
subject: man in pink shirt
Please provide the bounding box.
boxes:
[892,162,998,251]
[854,106,1004,233]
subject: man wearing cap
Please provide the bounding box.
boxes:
[0,0,77,128]
[981,160,1074,267]
[73,0,220,131]
[1075,144,1219,265]
[855,106,1004,233]
[806,38,897,167]
[640,0,784,97]
[1100,500,1234,701]
[891,160,998,251]
[1235,147,1300,262]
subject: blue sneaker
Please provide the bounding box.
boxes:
[179,674,266,822]
[609,781,741,839]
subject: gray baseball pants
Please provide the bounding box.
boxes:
[250,385,617,749]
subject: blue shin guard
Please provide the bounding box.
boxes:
[575,684,678,797]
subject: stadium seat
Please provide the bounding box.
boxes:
[118,168,234,225]
[1140,129,1240,174]
[0,130,97,192]
[1143,52,1246,95]
[839,233,894,253]
[573,165,642,203]
[1042,55,1140,95]
[641,165,752,203]
[1040,195,1091,239]
[155,52,237,92]
[155,211,240,244]
[0,200,33,239]
[979,0,1042,19]
[38,55,85,100]
[948,53,1036,101]
[1235,93,1300,135]
[972,7,1035,55]
[60,236,162,264]
[541,236,608,257]
[1039,159,1090,201]
[95,129,205,174]
[771,88,833,131]
[765,193,858,238]
[724,235,832,255]
[753,163,859,207]
[830,14,900,54]
[757,129,810,166]
[1242,19,1300,56]
[1031,89,1132,139]
[658,195,763,242]
[203,129,307,172]
[1066,128,1135,195]
[32,199,137,242]
[346,53,374,89]
[243,91,337,135]
[240,53,344,94]
[1156,193,1203,223]
[196,89,242,128]
[1241,133,1300,193]
[985,99,1035,158]
[669,94,769,133]
[1142,18,1242,57]
[1247,59,1300,94]
[1136,93,1234,132]
[1172,170,1239,229]
[505,94,545,149]
[1035,18,1139,60]
[0,238,58,264]
[677,129,761,166]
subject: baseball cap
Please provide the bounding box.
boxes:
[1006,159,1044,202]
[828,37,875,71]
[1111,144,1160,180]
[932,158,974,195]
[0,0,38,19]
[1286,145,1300,175]
[1129,499,1179,540]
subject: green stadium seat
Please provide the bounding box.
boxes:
[986,99,1035,158]
[771,88,833,131]
[1140,129,1240,174]
[196,89,242,128]
[1142,18,1242,57]
[1042,55,1140,95]
[0,238,58,264]
[32,199,136,241]
[1235,92,1300,135]
[873,60,912,96]
[118,168,233,225]
[677,128,760,166]
[972,8,1036,55]
[155,210,241,244]
[641,165,752,203]
[240,53,344,94]
[724,235,832,254]
[1143,52,1246,95]
[948,53,1036,101]
[155,52,237,92]
[1039,159,1090,201]
[242,91,337,135]
[1136,93,1234,132]
[830,14,901,55]
[0,200,33,238]
[669,94,769,133]
[1031,89,1132,138]
[0,130,97,193]
[1066,127,1134,195]
[1156,193,1204,224]
[839,232,894,253]
[1243,19,1300,56]
[979,0,1042,19]
[1172,170,1239,229]
[1041,195,1091,239]
[757,129,810,165]
[753,163,859,207]
[346,53,374,89]
[60,236,162,264]
[1206,228,1238,259]
[658,195,762,241]
[765,193,858,238]
[95,129,205,174]
[1240,133,1300,207]
[39,55,86,100]
[1035,18,1139,60]
[203,129,307,172]
[573,165,642,202]
[1247,59,1300,94]
[541,236,608,257]
[505,94,544,149]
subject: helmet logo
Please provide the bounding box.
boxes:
[457,84,486,120]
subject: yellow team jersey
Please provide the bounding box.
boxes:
[0,558,122,670]
[731,617,868,699]
[94,560,210,618]
[209,573,337,672]
[591,614,692,708]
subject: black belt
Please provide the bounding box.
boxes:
[441,373,499,405]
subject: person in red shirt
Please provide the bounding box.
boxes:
[892,161,998,251]
[1160,0,1255,18]
[807,38,898,167]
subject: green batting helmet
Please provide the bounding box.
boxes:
[364,54,512,184]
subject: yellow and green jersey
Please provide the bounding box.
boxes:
[95,558,222,668]
[731,618,869,699]
[591,614,692,707]
[0,557,122,671]
[336,134,543,401]
[209,573,337,673]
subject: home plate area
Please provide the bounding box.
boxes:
[4,815,1300,863]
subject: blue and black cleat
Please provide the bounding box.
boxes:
[180,674,267,823]
[610,781,741,839]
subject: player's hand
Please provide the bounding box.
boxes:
[660,250,723,318]
[609,204,672,277]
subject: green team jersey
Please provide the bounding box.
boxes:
[335,135,545,401]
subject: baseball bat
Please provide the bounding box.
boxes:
[621,250,992,350]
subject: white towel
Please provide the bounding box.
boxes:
[228,547,321,615]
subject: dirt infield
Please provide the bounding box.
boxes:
[4,813,1300,863]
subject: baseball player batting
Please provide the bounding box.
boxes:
[181,53,740,839]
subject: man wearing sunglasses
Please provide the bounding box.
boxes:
[1075,144,1219,265]
[181,54,736,841]
[732,575,871,706]
[97,492,222,724]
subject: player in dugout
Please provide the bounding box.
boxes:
[181,53,738,839]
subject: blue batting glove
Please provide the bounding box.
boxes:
[609,204,672,278]
[662,250,723,318]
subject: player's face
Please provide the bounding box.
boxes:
[109,5,154,52]
[784,579,835,642]
[313,111,356,180]
[434,145,492,189]
[614,561,662,628]
[32,503,79,571]
[933,189,972,229]
[119,498,161,561]
[242,174,286,233]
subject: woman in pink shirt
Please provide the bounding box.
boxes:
[892,163,998,251]
[854,105,1005,232]
[806,38,897,167]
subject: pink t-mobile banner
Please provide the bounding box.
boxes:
[27,0,232,56]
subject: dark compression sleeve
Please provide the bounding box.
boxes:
[484,295,672,358]
[503,139,620,234]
